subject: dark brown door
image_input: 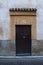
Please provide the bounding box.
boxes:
[16,25,31,56]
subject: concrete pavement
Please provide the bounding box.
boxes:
[0,56,43,65]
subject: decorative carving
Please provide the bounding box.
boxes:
[9,8,37,12]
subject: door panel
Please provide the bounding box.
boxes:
[16,25,31,56]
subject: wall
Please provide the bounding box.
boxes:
[0,0,43,56]
[0,0,43,40]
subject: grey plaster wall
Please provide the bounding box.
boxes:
[32,40,43,56]
[0,40,16,56]
[0,40,43,56]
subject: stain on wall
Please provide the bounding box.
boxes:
[0,27,3,36]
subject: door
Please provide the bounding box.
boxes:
[16,25,31,56]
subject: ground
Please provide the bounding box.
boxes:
[0,56,43,65]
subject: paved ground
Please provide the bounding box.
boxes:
[0,56,43,65]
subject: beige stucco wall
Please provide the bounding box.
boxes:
[10,11,36,40]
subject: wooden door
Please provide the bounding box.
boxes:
[16,25,31,56]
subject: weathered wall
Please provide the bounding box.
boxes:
[0,40,16,56]
[0,0,10,40]
[0,0,43,40]
[0,40,43,56]
[32,40,43,56]
[0,0,43,56]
